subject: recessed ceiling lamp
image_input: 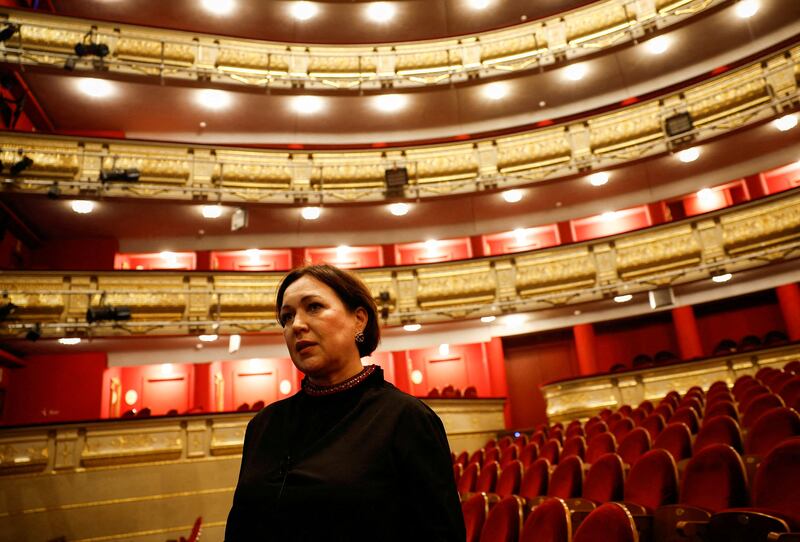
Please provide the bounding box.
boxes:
[290,1,318,21]
[388,203,410,216]
[468,0,491,8]
[614,294,633,303]
[696,188,715,204]
[502,189,523,203]
[201,205,223,218]
[772,114,798,132]
[601,211,618,221]
[480,315,496,323]
[71,200,95,214]
[588,172,610,186]
[76,78,113,98]
[292,95,324,115]
[483,82,509,101]
[301,206,322,220]
[201,0,235,15]
[439,343,450,356]
[677,147,701,163]
[403,323,421,332]
[196,89,232,110]
[366,2,395,23]
[563,63,588,81]
[198,334,219,342]
[58,337,81,345]
[712,272,733,283]
[644,35,670,55]
[734,0,759,18]
[374,94,407,112]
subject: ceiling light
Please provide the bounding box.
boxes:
[588,172,609,186]
[504,314,528,328]
[424,239,439,254]
[201,205,223,218]
[480,315,496,323]
[373,94,407,113]
[502,189,523,203]
[614,294,633,303]
[403,323,421,332]
[76,78,113,98]
[697,188,715,204]
[712,273,733,283]
[160,251,178,264]
[201,0,235,15]
[468,0,491,8]
[410,369,423,384]
[601,211,618,221]
[644,35,670,55]
[366,2,395,23]
[677,147,701,163]
[229,334,241,354]
[196,89,231,110]
[772,114,798,132]
[292,95,324,115]
[198,334,219,342]
[279,379,293,395]
[513,228,527,243]
[734,0,759,18]
[290,1,318,20]
[301,206,321,220]
[388,203,410,216]
[58,337,81,345]
[483,82,509,101]
[438,343,450,356]
[563,63,588,81]
[71,200,95,214]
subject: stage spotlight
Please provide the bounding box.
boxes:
[74,42,110,58]
[0,302,17,322]
[25,324,41,342]
[100,168,140,182]
[0,24,18,42]
[86,306,132,323]
[10,156,32,176]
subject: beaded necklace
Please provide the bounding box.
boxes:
[302,364,377,397]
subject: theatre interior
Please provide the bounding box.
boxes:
[0,0,799,540]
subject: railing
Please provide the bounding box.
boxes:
[1,42,797,203]
[2,188,798,337]
[0,0,721,90]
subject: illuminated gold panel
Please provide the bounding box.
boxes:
[615,225,701,280]
[515,247,596,297]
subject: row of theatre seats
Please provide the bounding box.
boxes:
[428,385,480,398]
[453,360,800,542]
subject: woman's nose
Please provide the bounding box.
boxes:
[291,312,308,331]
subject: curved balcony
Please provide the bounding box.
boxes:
[0,0,722,90]
[1,42,797,203]
[2,188,798,338]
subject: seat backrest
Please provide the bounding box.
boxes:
[548,455,584,499]
[737,384,770,411]
[514,434,530,449]
[573,503,638,542]
[653,403,674,423]
[617,427,652,466]
[653,423,693,461]
[480,495,525,542]
[679,396,704,416]
[469,449,485,466]
[776,376,800,402]
[709,381,730,393]
[498,436,514,449]
[745,407,800,456]
[530,431,547,448]
[680,444,749,512]
[456,451,470,467]
[733,379,762,402]
[463,493,490,542]
[693,415,743,454]
[495,460,523,498]
[630,408,647,426]
[703,400,739,422]
[785,360,800,375]
[565,424,585,439]
[583,453,625,503]
[500,444,520,467]
[585,420,608,440]
[519,442,539,467]
[519,458,550,499]
[585,432,617,464]
[610,418,635,442]
[618,404,634,417]
[549,428,564,444]
[741,393,785,428]
[706,389,734,406]
[752,438,800,527]
[637,400,654,414]
[624,449,679,511]
[562,436,586,460]
[484,446,501,466]
[459,462,481,494]
[476,461,500,493]
[641,413,666,441]
[453,463,463,485]
[669,407,699,434]
[540,439,562,465]
[520,497,572,542]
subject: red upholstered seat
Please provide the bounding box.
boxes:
[573,503,638,542]
[653,403,674,423]
[618,405,634,417]
[607,412,624,427]
[785,360,800,375]
[694,415,743,454]
[565,423,585,439]
[776,375,800,404]
[582,453,625,503]
[585,421,608,440]
[669,406,700,434]
[519,497,571,542]
[514,434,530,449]
[519,442,540,468]
[637,400,654,414]
[745,407,800,456]
[617,427,651,466]
[741,393,785,428]
[624,449,679,512]
[495,460,523,498]
[732,374,756,393]
[737,384,770,411]
[500,444,520,467]
[480,495,525,542]
[630,408,647,426]
[484,446,501,466]
[469,449,485,466]
[459,462,481,494]
[498,436,514,449]
[706,389,734,406]
[681,444,749,512]
[456,451,470,467]
[476,461,500,494]
[599,408,613,420]
[703,400,739,422]
[548,455,584,499]
[763,371,790,391]
[641,413,666,441]
[708,380,730,393]
[678,396,703,417]
[540,439,562,465]
[453,463,463,485]
[584,416,603,431]
[585,432,617,465]
[463,493,490,542]
[610,418,635,442]
[519,458,550,500]
[530,431,547,448]
[486,438,498,449]
[653,422,693,462]
[549,428,564,445]
[732,379,762,402]
[562,435,586,460]
[661,391,681,408]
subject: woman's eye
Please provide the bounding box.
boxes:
[280,313,293,326]
[307,302,322,312]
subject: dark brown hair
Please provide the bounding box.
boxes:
[275,264,380,357]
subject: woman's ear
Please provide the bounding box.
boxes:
[354,306,368,332]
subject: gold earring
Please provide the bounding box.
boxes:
[355,330,365,343]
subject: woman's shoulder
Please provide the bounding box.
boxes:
[373,381,441,419]
[247,391,303,426]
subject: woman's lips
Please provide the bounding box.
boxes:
[295,341,316,354]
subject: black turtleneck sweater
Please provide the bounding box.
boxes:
[225,366,466,542]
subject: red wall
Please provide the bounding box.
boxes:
[593,312,678,371]
[30,237,119,271]
[405,342,492,397]
[695,290,785,354]
[4,352,107,425]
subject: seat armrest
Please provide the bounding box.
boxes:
[676,520,710,538]
[768,533,800,542]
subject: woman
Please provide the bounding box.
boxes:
[225,264,465,541]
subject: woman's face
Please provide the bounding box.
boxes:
[279,275,367,385]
